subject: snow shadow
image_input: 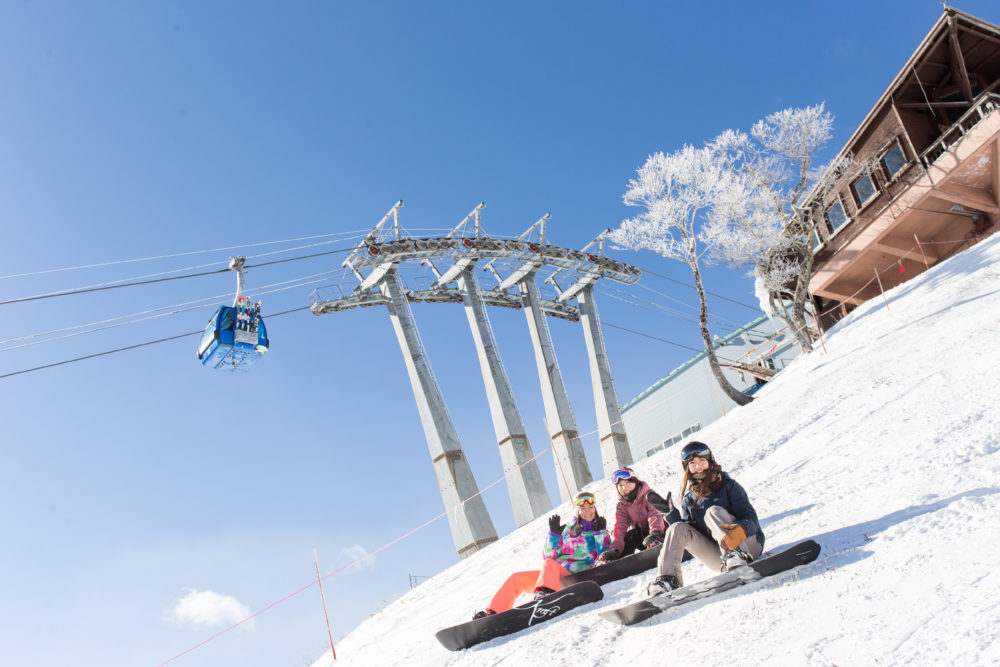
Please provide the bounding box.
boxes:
[759,504,815,529]
[632,488,999,627]
[811,486,1000,563]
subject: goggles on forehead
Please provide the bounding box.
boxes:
[611,468,634,484]
[573,492,596,507]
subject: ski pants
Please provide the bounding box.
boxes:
[487,558,571,613]
[656,505,763,586]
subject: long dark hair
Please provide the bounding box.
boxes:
[680,462,723,500]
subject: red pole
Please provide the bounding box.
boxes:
[874,267,890,311]
[313,549,337,661]
[544,418,573,501]
[811,312,827,354]
[914,234,930,269]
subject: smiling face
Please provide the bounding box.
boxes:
[686,456,710,474]
[578,502,597,521]
[616,478,637,496]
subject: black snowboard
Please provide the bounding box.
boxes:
[599,539,821,626]
[435,580,604,651]
[561,545,662,587]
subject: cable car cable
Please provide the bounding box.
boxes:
[0,306,310,380]
[0,244,357,307]
[635,265,762,311]
[0,268,349,348]
[0,229,372,281]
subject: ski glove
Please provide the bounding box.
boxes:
[548,514,565,534]
[598,549,620,562]
[720,523,748,550]
[642,531,664,548]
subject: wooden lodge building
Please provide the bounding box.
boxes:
[809,8,1000,327]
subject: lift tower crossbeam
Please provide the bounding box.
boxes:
[330,201,497,559]
[552,229,633,476]
[431,204,553,526]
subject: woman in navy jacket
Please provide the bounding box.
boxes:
[647,441,764,595]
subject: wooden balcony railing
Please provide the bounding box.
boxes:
[920,92,1000,166]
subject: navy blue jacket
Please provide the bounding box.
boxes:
[680,472,765,549]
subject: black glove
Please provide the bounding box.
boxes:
[548,514,565,534]
[599,549,620,562]
[642,531,664,548]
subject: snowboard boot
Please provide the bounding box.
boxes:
[721,548,753,572]
[532,586,556,601]
[472,608,497,620]
[646,574,680,597]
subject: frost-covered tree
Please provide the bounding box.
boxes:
[609,141,754,407]
[701,104,847,352]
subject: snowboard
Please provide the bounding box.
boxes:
[599,539,821,626]
[561,545,662,587]
[435,580,604,651]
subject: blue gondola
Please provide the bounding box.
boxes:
[197,257,269,371]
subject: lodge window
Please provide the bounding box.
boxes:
[826,198,849,233]
[881,143,908,179]
[851,172,878,207]
[647,422,703,457]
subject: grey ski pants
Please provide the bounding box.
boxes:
[656,505,763,585]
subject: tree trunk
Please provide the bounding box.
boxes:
[690,261,754,406]
[790,243,817,352]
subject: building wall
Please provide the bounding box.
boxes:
[622,316,801,461]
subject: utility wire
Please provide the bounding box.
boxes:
[598,283,760,334]
[0,229,372,281]
[0,306,310,380]
[603,321,742,364]
[636,265,762,311]
[0,269,348,351]
[0,268,231,306]
[1,304,745,381]
[0,244,357,307]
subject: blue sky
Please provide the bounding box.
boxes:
[2,2,997,665]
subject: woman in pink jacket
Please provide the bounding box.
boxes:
[599,467,677,562]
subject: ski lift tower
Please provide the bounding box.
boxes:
[419,203,553,527]
[484,219,642,487]
[314,201,498,559]
[548,230,635,477]
[310,202,642,556]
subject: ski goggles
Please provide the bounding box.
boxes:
[611,468,635,484]
[573,492,596,507]
[681,442,712,467]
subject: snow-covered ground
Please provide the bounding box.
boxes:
[313,234,1000,667]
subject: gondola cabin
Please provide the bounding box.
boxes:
[197,297,269,371]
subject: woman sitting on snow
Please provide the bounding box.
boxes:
[647,441,765,595]
[472,491,611,619]
[598,466,678,562]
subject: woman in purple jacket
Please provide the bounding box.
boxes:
[472,491,611,619]
[598,467,677,562]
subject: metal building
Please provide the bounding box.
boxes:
[621,315,801,461]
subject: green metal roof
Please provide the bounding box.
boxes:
[620,313,775,413]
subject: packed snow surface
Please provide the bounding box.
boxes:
[314,234,1000,666]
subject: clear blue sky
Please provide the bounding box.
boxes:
[1,2,996,665]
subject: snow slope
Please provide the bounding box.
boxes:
[313,234,1000,667]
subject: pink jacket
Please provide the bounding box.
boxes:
[610,480,666,553]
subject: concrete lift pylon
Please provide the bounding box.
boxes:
[551,230,633,477]
[433,203,553,527]
[311,201,641,559]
